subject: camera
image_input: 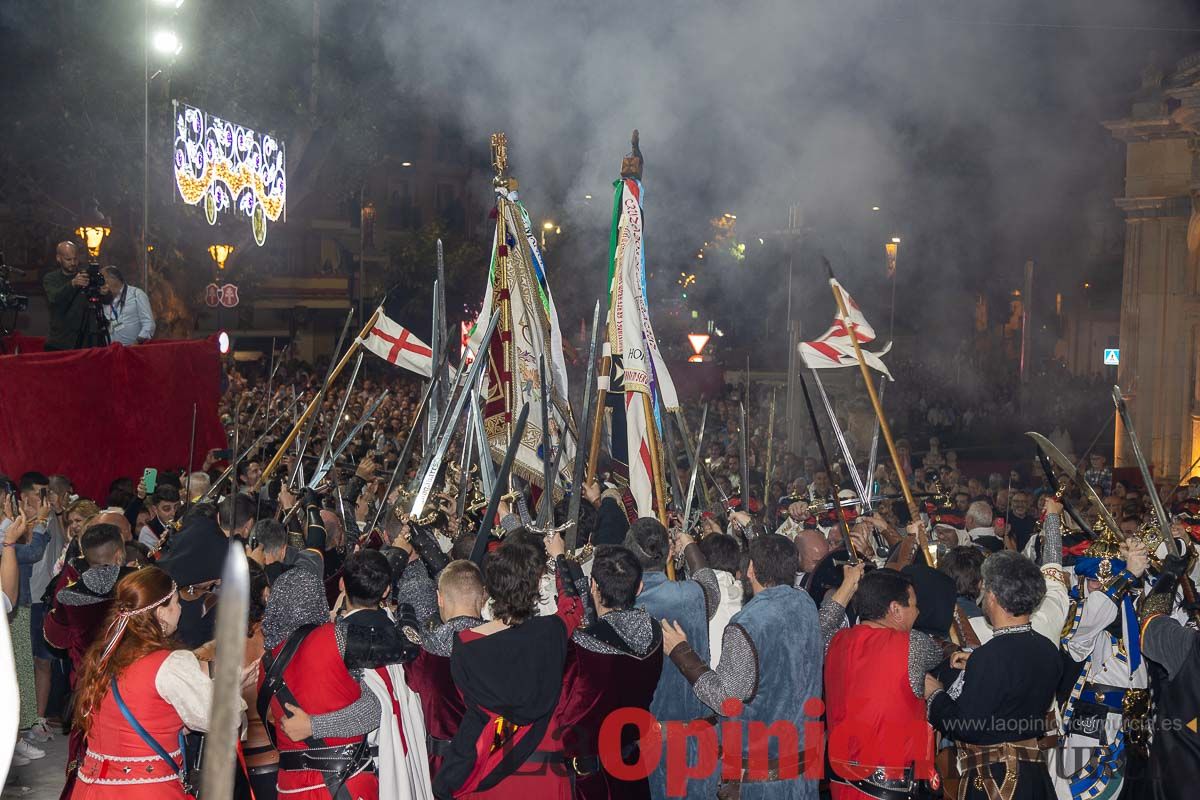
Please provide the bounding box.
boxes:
[83,262,106,303]
[0,256,29,313]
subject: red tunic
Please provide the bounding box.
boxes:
[71,650,189,800]
[557,641,662,800]
[825,625,935,800]
[404,647,465,776]
[453,628,572,800]
[264,623,378,800]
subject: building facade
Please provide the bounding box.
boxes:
[1106,53,1200,481]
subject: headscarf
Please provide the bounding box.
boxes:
[261,566,330,650]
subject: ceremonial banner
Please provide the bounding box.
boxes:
[359,310,434,377]
[604,177,679,518]
[798,279,893,379]
[468,186,575,492]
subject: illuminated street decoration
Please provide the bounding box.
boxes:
[173,102,285,246]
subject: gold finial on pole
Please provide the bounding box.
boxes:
[620,129,643,179]
[491,131,516,189]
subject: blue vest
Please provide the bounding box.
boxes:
[727,585,822,799]
[637,570,715,800]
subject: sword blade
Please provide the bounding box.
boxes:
[566,300,601,551]
[289,308,356,486]
[1027,431,1121,534]
[681,405,709,531]
[471,403,531,565]
[308,390,389,489]
[199,541,249,800]
[811,370,870,509]
[1112,386,1179,556]
[538,355,554,527]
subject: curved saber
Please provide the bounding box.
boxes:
[1026,431,1121,534]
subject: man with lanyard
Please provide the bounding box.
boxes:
[102,265,155,345]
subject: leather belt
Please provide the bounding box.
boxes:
[278,744,378,774]
[722,751,808,784]
[829,765,916,800]
[1078,684,1127,712]
[956,739,1042,800]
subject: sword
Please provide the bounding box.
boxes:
[428,279,442,449]
[364,344,455,535]
[797,368,857,564]
[288,309,356,487]
[455,422,475,522]
[1031,447,1095,537]
[199,541,249,800]
[764,390,777,509]
[538,355,554,527]
[1112,385,1180,557]
[184,403,198,511]
[409,312,500,518]
[308,390,389,490]
[1027,431,1121,534]
[811,369,871,512]
[470,403,531,566]
[741,362,752,512]
[200,396,302,504]
[319,351,364,471]
[469,379,497,498]
[681,405,709,533]
[406,352,473,494]
[661,413,686,515]
[865,376,885,500]
[565,300,601,551]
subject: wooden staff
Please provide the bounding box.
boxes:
[585,348,611,484]
[253,307,381,491]
[641,390,676,580]
[826,265,931,559]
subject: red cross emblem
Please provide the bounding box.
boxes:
[371,325,432,364]
[219,284,240,308]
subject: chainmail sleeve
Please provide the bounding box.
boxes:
[1039,512,1062,567]
[309,677,382,739]
[692,624,759,713]
[908,630,944,699]
[395,558,439,626]
[819,596,849,655]
[681,543,721,620]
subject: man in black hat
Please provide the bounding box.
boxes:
[158,513,228,647]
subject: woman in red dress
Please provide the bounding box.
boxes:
[431,530,585,800]
[70,566,219,799]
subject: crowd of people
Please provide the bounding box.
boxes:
[3,358,1199,800]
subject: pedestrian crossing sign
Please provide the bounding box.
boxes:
[1103,349,1120,366]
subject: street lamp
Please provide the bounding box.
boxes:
[884,236,900,277]
[75,223,111,260]
[208,243,235,271]
[152,29,182,55]
[144,0,184,292]
[541,220,557,249]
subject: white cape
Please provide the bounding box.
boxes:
[363,663,433,800]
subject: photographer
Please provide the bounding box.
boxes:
[42,241,109,350]
[101,266,154,346]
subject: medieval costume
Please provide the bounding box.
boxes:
[406,615,480,776]
[635,539,721,800]
[670,583,823,799]
[1138,554,1200,800]
[72,650,227,798]
[1055,529,1148,800]
[928,624,1062,800]
[258,567,384,800]
[430,555,585,799]
[560,606,663,799]
[823,603,944,800]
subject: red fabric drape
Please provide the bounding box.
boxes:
[0,338,226,502]
[0,332,46,354]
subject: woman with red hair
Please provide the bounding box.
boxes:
[70,566,223,799]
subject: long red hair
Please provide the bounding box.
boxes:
[74,566,179,735]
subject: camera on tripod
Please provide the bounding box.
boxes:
[83,262,106,304]
[0,255,30,313]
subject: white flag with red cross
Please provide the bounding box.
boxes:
[798,279,893,379]
[359,309,434,378]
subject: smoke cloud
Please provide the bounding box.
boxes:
[379,0,1200,335]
